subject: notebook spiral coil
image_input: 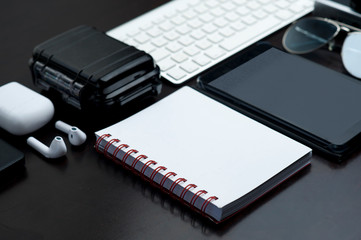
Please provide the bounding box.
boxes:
[95,133,218,218]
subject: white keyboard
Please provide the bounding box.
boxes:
[107,0,314,84]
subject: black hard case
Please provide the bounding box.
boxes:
[29,25,161,110]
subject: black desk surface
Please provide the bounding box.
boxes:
[1,1,361,239]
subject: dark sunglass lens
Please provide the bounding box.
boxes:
[283,18,338,54]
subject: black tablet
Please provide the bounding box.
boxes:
[198,44,361,160]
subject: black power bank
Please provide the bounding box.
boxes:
[198,44,361,160]
[0,138,25,174]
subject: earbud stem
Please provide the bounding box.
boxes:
[27,137,49,156]
[55,120,72,133]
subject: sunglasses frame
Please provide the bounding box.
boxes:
[282,17,361,55]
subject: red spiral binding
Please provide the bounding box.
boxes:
[121,149,138,167]
[180,184,197,200]
[95,134,219,220]
[140,160,157,179]
[112,144,129,163]
[200,196,218,216]
[190,190,208,208]
[169,178,187,194]
[130,154,148,171]
[150,166,167,182]
[160,172,177,188]
[95,134,111,153]
[103,139,120,158]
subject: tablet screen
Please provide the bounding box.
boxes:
[207,47,361,147]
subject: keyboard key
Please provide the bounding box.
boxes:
[171,52,189,63]
[164,31,180,41]
[176,24,192,35]
[210,7,226,17]
[152,48,170,62]
[289,3,305,13]
[213,18,228,28]
[208,33,224,43]
[199,12,215,23]
[247,2,261,10]
[204,46,226,60]
[126,29,140,37]
[167,67,186,80]
[152,37,168,47]
[243,15,257,25]
[253,10,268,19]
[165,10,177,19]
[159,21,174,31]
[275,9,293,20]
[194,3,208,14]
[222,2,236,11]
[180,61,199,73]
[232,0,246,5]
[195,39,212,50]
[224,12,240,22]
[276,0,290,8]
[183,9,197,19]
[235,6,250,16]
[193,54,211,66]
[188,0,201,6]
[140,42,156,53]
[220,16,280,51]
[230,21,246,31]
[152,16,165,25]
[258,0,271,4]
[219,27,235,37]
[205,0,219,8]
[140,23,153,31]
[166,42,182,53]
[176,3,189,12]
[178,36,195,46]
[202,23,218,34]
[190,30,206,40]
[124,38,139,48]
[134,33,150,44]
[171,15,187,25]
[187,18,203,28]
[264,4,278,13]
[147,27,163,38]
[158,57,176,71]
[183,46,201,56]
[303,0,314,7]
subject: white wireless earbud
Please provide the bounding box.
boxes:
[27,136,67,159]
[55,120,87,146]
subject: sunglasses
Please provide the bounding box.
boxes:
[282,17,361,79]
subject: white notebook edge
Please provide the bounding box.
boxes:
[94,86,312,222]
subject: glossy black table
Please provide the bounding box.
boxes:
[1,1,361,239]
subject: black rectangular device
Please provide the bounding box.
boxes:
[29,25,162,111]
[0,138,24,175]
[198,44,361,160]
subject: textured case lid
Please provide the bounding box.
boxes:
[32,25,154,85]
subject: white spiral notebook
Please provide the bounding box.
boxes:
[94,87,312,223]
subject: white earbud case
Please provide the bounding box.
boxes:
[0,82,54,135]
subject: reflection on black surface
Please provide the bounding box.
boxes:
[0,166,27,194]
[0,222,43,240]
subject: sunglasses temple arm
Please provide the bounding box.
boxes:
[333,19,361,32]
